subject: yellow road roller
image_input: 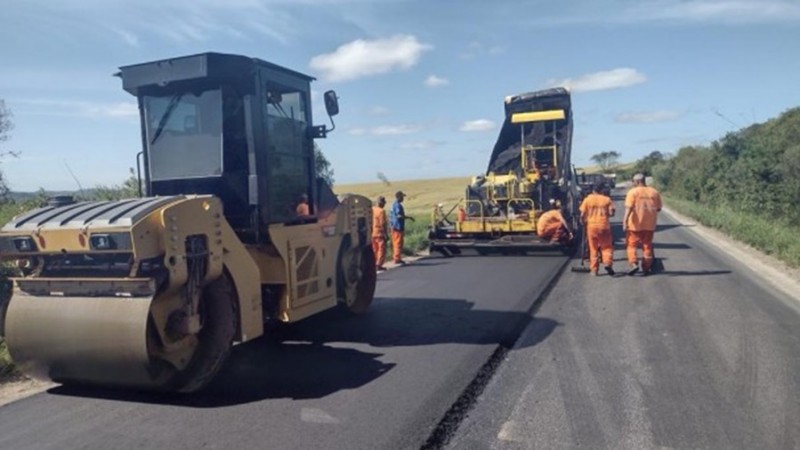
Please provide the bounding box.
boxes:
[0,53,376,392]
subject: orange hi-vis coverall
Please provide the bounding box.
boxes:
[536,210,568,243]
[579,193,616,272]
[625,186,662,271]
[372,206,387,269]
[391,230,404,263]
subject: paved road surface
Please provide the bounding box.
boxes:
[0,252,568,449]
[449,193,800,449]
[3,190,799,450]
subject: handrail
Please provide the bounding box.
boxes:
[521,144,558,173]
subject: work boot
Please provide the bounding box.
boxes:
[604,265,615,276]
[627,264,640,276]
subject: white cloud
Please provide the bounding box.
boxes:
[460,41,506,60]
[459,119,496,132]
[615,110,682,124]
[622,0,800,24]
[309,35,433,82]
[347,123,424,136]
[348,127,368,136]
[367,106,391,117]
[14,99,138,118]
[111,27,140,47]
[547,68,646,93]
[530,0,800,26]
[424,75,449,88]
[89,102,139,117]
[399,140,444,150]
[371,124,423,135]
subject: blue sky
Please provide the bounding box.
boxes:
[1,0,799,191]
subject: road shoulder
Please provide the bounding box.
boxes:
[662,205,800,307]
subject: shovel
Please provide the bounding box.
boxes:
[571,225,592,273]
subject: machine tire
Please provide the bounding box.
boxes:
[167,272,239,393]
[337,239,377,315]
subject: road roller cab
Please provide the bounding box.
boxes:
[0,53,376,392]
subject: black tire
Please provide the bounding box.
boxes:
[337,243,377,315]
[350,245,377,314]
[167,272,238,393]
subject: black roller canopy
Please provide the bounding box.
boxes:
[116,52,315,96]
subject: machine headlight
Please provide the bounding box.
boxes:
[13,237,36,252]
[89,233,132,251]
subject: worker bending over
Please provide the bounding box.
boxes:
[372,196,388,272]
[579,182,616,276]
[623,173,662,275]
[536,199,574,245]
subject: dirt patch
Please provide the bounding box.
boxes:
[0,376,55,407]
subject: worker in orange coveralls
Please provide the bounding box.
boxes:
[372,196,388,272]
[389,191,414,265]
[623,173,662,275]
[536,199,574,245]
[579,182,616,276]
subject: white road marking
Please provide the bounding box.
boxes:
[300,407,340,424]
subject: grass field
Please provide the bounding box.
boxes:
[336,176,471,218]
[336,176,470,258]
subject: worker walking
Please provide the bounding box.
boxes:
[623,173,662,275]
[372,196,388,272]
[579,182,616,276]
[536,199,574,245]
[389,191,414,264]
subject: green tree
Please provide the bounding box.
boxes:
[634,151,667,176]
[91,168,140,200]
[314,143,335,186]
[590,151,621,173]
[0,100,12,149]
[0,100,17,203]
